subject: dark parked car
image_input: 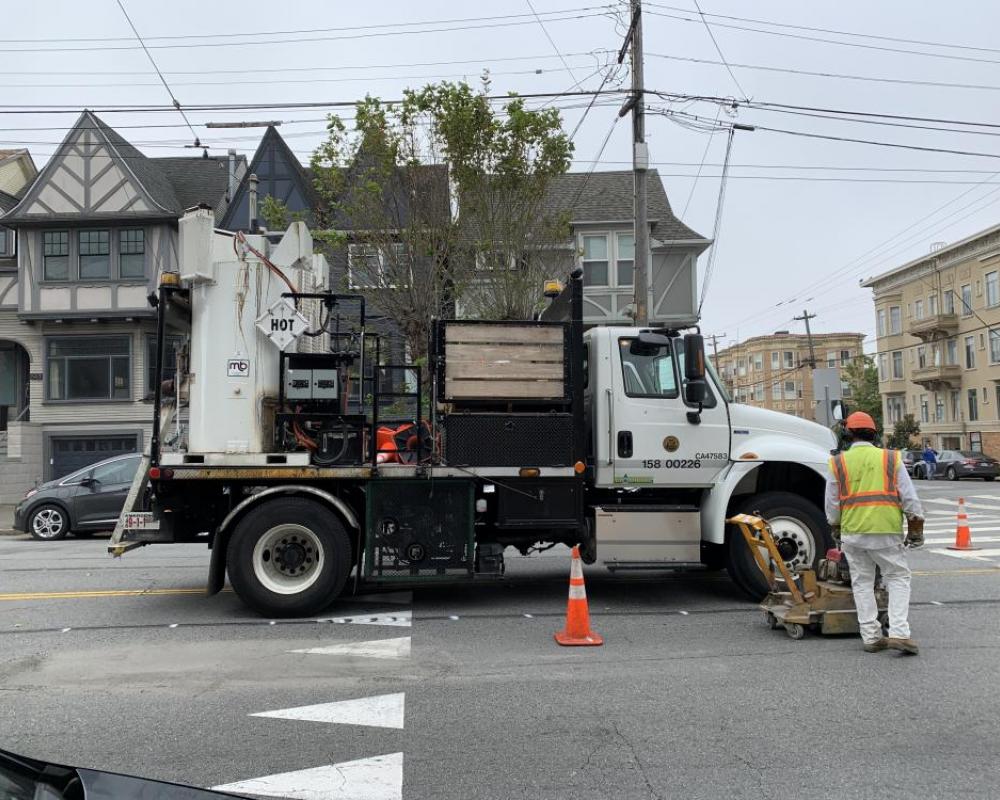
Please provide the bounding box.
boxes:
[933,449,1000,481]
[14,453,142,540]
[902,449,925,477]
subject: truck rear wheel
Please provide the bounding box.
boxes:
[726,491,831,600]
[227,497,352,617]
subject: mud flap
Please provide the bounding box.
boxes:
[207,534,228,595]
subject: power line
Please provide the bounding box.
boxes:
[645,8,1000,68]
[114,0,200,147]
[526,0,580,83]
[0,10,612,53]
[690,0,747,100]
[648,52,1000,94]
[647,3,1000,58]
[0,5,615,44]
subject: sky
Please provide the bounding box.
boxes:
[5,1,1000,352]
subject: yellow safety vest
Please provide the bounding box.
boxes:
[829,446,904,535]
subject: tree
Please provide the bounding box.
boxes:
[885,414,921,449]
[841,355,883,433]
[269,80,574,360]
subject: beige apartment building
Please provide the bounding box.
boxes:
[863,223,1000,456]
[715,331,865,420]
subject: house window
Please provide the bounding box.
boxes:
[782,351,794,369]
[889,306,901,334]
[928,294,938,315]
[770,351,779,369]
[990,330,1000,364]
[917,346,927,369]
[841,380,852,399]
[935,394,945,423]
[826,351,836,368]
[0,228,7,256]
[996,385,1000,420]
[79,230,110,279]
[347,244,384,288]
[120,229,145,278]
[753,353,763,371]
[615,233,634,287]
[878,354,888,382]
[968,388,979,422]
[914,299,924,320]
[46,336,130,402]
[771,382,781,400]
[43,231,69,280]
[946,338,958,365]
[970,431,983,452]
[737,358,746,377]
[754,384,764,401]
[840,350,851,365]
[919,394,929,423]
[581,235,609,287]
[987,271,999,308]
[961,284,973,316]
[886,395,904,424]
[965,336,976,369]
[951,390,961,421]
[943,290,955,315]
[876,309,886,337]
[784,380,796,399]
[146,335,181,393]
[891,350,903,379]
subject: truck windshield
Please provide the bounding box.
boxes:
[618,338,679,398]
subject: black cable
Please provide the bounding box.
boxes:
[691,0,747,100]
[526,0,581,83]
[114,0,200,147]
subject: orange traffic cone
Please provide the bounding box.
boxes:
[554,546,603,646]
[947,497,977,551]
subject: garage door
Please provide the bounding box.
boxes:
[50,435,138,480]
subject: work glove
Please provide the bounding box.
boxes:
[904,516,924,549]
[830,524,841,546]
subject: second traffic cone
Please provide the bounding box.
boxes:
[947,497,977,551]
[554,546,603,646]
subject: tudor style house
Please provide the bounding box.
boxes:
[0,111,244,499]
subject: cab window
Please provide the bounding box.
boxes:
[619,338,678,398]
[677,349,719,409]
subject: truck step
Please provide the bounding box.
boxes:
[596,504,700,513]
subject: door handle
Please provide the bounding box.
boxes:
[605,388,614,465]
[617,430,633,458]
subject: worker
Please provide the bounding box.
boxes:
[826,411,924,655]
[922,444,937,481]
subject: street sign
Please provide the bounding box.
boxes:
[256,298,309,350]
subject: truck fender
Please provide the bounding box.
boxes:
[700,459,827,545]
[207,485,360,596]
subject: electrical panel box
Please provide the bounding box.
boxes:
[312,369,339,400]
[281,354,341,404]
[285,369,313,400]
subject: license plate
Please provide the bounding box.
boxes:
[121,512,159,531]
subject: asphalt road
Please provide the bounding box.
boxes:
[2,480,999,800]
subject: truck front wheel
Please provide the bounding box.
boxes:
[726,492,831,600]
[227,497,352,617]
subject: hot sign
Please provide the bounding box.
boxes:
[256,298,310,350]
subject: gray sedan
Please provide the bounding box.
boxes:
[13,453,142,540]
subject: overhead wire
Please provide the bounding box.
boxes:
[690,0,748,100]
[113,0,200,146]
[526,0,581,83]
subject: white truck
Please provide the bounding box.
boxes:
[112,210,838,617]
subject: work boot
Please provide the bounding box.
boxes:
[863,638,888,653]
[887,637,919,655]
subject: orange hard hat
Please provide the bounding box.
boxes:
[845,411,877,431]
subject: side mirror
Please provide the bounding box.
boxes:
[683,334,706,381]
[79,476,98,488]
[831,400,848,422]
[685,378,708,406]
[637,330,671,348]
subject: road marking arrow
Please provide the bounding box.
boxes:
[212,753,403,800]
[289,637,410,660]
[251,693,405,730]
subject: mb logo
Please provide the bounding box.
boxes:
[227,359,250,377]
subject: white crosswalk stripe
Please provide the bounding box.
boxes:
[918,490,1000,565]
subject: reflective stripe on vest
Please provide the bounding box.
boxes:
[829,446,904,534]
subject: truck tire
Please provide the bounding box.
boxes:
[726,492,831,600]
[227,497,352,617]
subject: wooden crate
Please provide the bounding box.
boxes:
[441,323,567,401]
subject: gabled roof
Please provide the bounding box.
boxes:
[0,188,21,214]
[2,111,239,224]
[545,169,707,241]
[221,126,316,230]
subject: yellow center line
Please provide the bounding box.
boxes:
[0,587,211,601]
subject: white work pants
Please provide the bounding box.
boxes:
[840,536,911,643]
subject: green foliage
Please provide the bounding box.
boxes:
[259,194,307,232]
[299,79,575,358]
[886,414,921,449]
[842,355,883,432]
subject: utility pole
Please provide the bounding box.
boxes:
[706,332,727,369]
[626,0,649,325]
[794,309,817,368]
